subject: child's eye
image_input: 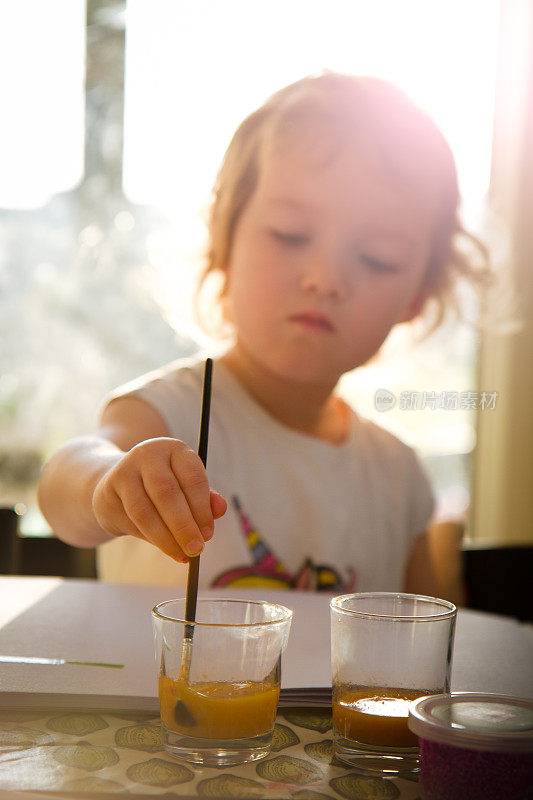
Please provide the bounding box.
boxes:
[270,229,309,246]
[360,254,399,274]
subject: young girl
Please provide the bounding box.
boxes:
[38,72,489,594]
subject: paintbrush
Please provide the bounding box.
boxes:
[174,357,213,727]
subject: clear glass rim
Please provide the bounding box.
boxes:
[152,597,293,627]
[330,592,456,621]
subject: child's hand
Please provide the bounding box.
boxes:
[92,437,227,562]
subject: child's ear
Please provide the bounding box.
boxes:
[219,268,234,324]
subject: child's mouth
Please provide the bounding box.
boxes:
[289,312,335,333]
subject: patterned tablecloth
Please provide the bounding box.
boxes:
[0,705,423,799]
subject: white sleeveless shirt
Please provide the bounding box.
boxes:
[97,356,434,591]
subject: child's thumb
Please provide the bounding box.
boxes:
[209,489,227,519]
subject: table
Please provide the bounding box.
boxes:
[1,577,532,799]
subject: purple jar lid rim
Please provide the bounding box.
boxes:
[408,692,533,753]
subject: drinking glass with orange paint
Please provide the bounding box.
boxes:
[152,598,292,766]
[330,592,456,775]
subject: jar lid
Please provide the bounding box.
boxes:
[408,692,533,753]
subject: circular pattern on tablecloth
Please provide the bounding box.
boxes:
[0,705,422,798]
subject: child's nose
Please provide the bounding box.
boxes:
[300,251,348,300]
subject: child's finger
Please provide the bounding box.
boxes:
[141,465,208,557]
[120,478,189,562]
[96,481,188,563]
[169,447,215,540]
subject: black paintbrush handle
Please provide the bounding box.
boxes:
[185,357,213,625]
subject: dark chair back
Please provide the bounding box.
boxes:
[0,505,96,578]
[0,506,21,573]
[462,543,533,622]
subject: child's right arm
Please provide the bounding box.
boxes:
[37,396,226,561]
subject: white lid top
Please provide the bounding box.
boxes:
[408,692,533,753]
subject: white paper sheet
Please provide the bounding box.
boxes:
[0,577,532,702]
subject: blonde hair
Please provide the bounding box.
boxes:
[197,72,492,335]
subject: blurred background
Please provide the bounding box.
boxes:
[0,0,531,547]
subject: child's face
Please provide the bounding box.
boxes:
[224,134,438,386]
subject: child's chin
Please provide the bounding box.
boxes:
[270,356,343,386]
